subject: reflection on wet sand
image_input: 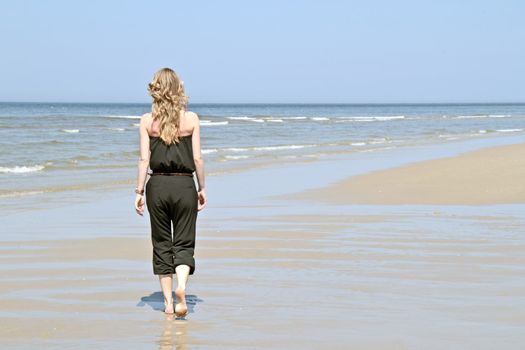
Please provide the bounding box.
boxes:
[159,316,188,350]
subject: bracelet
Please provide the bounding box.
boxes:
[135,187,144,195]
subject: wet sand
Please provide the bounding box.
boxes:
[1,137,525,349]
[1,210,524,349]
[291,142,525,205]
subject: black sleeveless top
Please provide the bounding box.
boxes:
[149,134,195,173]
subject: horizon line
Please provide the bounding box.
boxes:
[1,100,525,106]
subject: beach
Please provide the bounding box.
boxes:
[1,128,525,349]
[291,142,525,205]
[3,0,525,346]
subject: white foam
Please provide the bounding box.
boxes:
[457,114,510,119]
[456,115,484,119]
[368,137,388,144]
[496,128,523,133]
[359,146,395,153]
[227,116,255,120]
[252,144,314,151]
[340,115,405,122]
[224,155,250,160]
[108,127,125,131]
[227,116,264,122]
[0,164,45,174]
[200,121,228,126]
[478,129,487,134]
[225,144,316,152]
[372,115,405,121]
[281,116,307,120]
[225,147,249,152]
[310,117,329,121]
[266,119,284,123]
[202,149,218,154]
[104,115,141,119]
[351,142,366,146]
[61,129,79,133]
[131,123,140,127]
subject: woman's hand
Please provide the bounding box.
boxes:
[197,189,207,211]
[135,194,145,216]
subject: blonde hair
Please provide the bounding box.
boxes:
[147,67,189,145]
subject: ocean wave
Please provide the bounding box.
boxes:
[131,123,140,127]
[108,127,125,132]
[339,115,405,122]
[0,164,46,174]
[359,146,395,153]
[456,114,510,119]
[350,142,366,146]
[310,117,330,121]
[200,121,228,126]
[266,119,284,122]
[202,149,218,154]
[103,115,142,119]
[226,116,265,123]
[496,128,523,133]
[253,144,314,151]
[226,117,264,123]
[61,129,79,133]
[224,155,250,160]
[225,144,317,152]
[368,137,389,144]
[227,116,254,120]
[281,116,307,120]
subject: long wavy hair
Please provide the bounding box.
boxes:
[147,67,189,145]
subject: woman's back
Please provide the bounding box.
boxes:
[147,112,196,174]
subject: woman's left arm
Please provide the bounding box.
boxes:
[134,114,150,216]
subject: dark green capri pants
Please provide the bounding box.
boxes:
[145,175,198,275]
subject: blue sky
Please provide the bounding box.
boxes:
[1,0,524,103]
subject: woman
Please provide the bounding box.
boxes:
[134,67,206,317]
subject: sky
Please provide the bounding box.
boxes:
[0,0,524,103]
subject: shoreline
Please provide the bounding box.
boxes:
[2,132,524,210]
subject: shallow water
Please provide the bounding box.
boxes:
[1,102,525,201]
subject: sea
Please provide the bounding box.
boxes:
[1,102,524,202]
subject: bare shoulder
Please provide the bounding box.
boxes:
[185,111,200,128]
[139,112,153,126]
[140,112,153,123]
[185,110,199,120]
[141,112,153,121]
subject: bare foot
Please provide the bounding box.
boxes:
[175,287,188,317]
[164,299,174,314]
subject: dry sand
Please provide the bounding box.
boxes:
[291,142,525,205]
